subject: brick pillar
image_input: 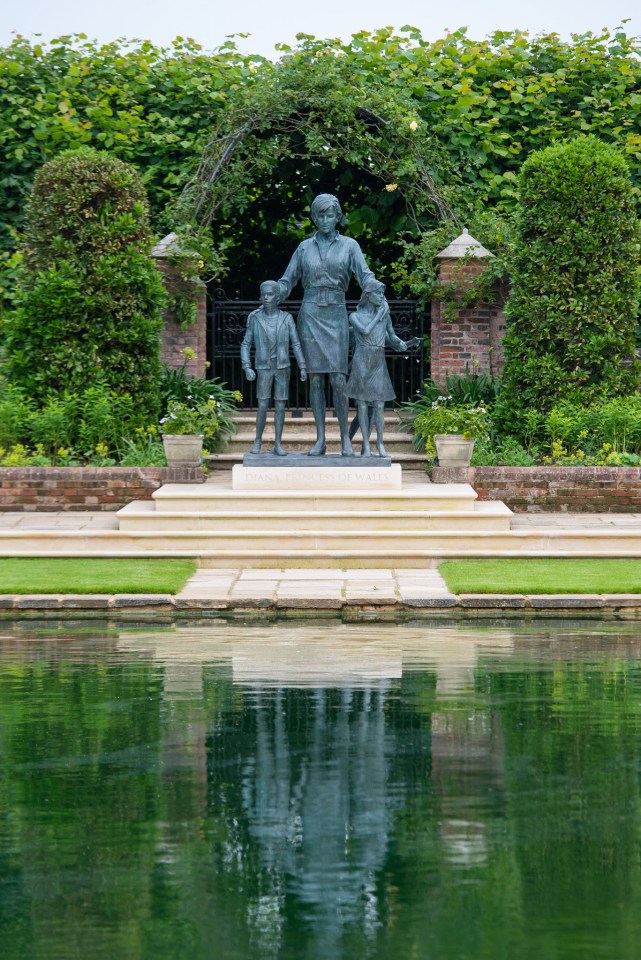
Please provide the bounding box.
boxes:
[152,233,207,380]
[430,229,506,387]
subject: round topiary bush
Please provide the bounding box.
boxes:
[496,135,641,438]
[4,147,166,430]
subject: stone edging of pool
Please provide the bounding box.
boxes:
[4,593,641,620]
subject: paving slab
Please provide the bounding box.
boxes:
[113,594,174,608]
[458,594,527,608]
[528,595,604,608]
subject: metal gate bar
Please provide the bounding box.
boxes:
[208,288,426,407]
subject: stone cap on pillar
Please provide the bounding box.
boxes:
[152,232,183,258]
[436,228,493,259]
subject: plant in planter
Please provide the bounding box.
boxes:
[160,398,220,465]
[413,399,490,466]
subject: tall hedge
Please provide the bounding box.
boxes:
[496,136,641,436]
[4,148,166,426]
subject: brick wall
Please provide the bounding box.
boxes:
[430,259,506,386]
[432,465,641,512]
[155,258,207,379]
[0,466,204,511]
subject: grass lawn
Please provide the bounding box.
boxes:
[0,558,197,594]
[440,558,641,594]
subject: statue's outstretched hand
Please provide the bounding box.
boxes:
[408,337,422,350]
[244,368,256,381]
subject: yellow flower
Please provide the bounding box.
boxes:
[409,120,418,131]
[385,183,398,193]
[182,347,196,360]
[233,390,243,403]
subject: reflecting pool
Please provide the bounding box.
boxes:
[2,619,641,959]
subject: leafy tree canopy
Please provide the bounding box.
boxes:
[1,26,641,298]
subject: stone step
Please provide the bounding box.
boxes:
[207,450,429,470]
[151,482,478,513]
[223,436,418,454]
[5,527,641,563]
[117,499,512,533]
[233,411,406,423]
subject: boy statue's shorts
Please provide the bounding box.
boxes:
[256,367,290,401]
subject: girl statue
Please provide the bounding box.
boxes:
[346,279,421,457]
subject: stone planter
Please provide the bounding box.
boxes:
[434,434,475,467]
[162,434,204,466]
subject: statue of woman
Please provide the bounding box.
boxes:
[277,194,375,456]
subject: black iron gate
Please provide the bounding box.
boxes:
[208,287,426,407]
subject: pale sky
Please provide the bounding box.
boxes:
[0,0,639,57]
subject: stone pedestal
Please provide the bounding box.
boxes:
[232,461,402,491]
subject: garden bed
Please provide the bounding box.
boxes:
[432,465,641,512]
[0,466,203,511]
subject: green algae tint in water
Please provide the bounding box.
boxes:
[1,620,641,960]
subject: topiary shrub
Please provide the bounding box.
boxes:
[4,147,166,429]
[495,135,641,438]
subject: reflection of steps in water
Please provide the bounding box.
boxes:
[118,621,516,694]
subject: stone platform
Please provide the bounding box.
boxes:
[3,468,641,563]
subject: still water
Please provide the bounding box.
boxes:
[2,618,641,960]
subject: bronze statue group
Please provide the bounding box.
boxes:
[241,194,421,459]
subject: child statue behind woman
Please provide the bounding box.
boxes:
[346,279,421,457]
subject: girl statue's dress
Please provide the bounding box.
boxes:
[346,299,408,403]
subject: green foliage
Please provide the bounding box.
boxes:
[0,381,137,462]
[524,396,641,463]
[398,370,498,450]
[160,398,221,451]
[160,367,240,447]
[3,147,166,428]
[118,435,167,467]
[414,399,490,456]
[496,136,641,437]
[3,29,641,302]
[0,35,251,254]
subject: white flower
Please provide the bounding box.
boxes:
[409,119,418,131]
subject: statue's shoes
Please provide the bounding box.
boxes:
[360,446,372,457]
[272,445,287,457]
[250,441,262,454]
[341,441,355,457]
[308,442,326,456]
[377,445,388,458]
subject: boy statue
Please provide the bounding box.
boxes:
[241,280,307,455]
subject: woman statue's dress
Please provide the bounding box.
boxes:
[277,233,375,374]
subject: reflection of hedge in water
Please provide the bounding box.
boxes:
[0,656,164,958]
[3,646,641,958]
[487,655,641,954]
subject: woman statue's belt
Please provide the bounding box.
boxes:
[303,286,345,306]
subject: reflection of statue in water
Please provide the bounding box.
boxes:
[241,280,307,455]
[346,279,422,457]
[277,194,375,457]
